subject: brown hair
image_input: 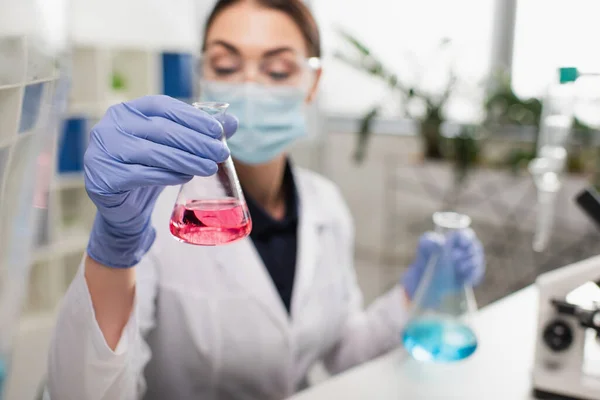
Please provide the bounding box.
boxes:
[203,0,321,58]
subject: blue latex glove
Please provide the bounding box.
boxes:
[402,229,485,301]
[85,95,238,268]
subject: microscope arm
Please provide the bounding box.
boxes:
[536,255,600,299]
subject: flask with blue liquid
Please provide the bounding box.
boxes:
[402,212,479,363]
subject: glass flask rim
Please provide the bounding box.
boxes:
[192,101,230,113]
[433,212,471,230]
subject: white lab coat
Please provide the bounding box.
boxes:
[47,167,409,400]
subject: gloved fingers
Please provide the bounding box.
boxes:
[413,231,444,265]
[123,96,224,139]
[107,164,195,192]
[447,228,476,249]
[460,259,485,286]
[451,235,483,264]
[216,113,239,139]
[419,232,444,252]
[116,116,230,163]
[454,256,478,282]
[453,241,485,286]
[115,136,221,178]
[447,228,484,278]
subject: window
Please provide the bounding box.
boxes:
[512,0,600,99]
[313,0,496,120]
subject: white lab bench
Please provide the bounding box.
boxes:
[289,286,539,400]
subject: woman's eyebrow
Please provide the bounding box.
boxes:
[263,47,297,58]
[205,40,240,55]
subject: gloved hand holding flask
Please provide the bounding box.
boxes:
[84,95,238,268]
[402,228,485,302]
[401,212,485,363]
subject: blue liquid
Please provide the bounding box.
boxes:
[402,317,477,362]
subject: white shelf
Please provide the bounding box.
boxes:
[0,134,34,259]
[5,310,57,400]
[18,310,57,331]
[27,77,58,86]
[67,100,114,118]
[59,186,95,232]
[63,252,83,287]
[0,86,23,144]
[0,83,24,91]
[52,173,85,190]
[112,49,159,97]
[25,260,62,314]
[3,134,34,205]
[70,46,110,104]
[11,130,33,142]
[33,232,88,263]
[0,145,10,202]
[68,47,163,112]
[0,36,25,86]
[25,39,57,82]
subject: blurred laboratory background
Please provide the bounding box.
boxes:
[2,0,600,399]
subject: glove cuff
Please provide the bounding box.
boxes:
[87,214,156,268]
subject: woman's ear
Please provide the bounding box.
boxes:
[305,68,322,103]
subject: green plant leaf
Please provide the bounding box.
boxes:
[592,146,600,190]
[505,149,535,175]
[335,30,464,162]
[354,107,380,164]
[333,51,387,80]
[111,71,126,91]
[439,37,452,47]
[452,126,480,184]
[336,28,372,56]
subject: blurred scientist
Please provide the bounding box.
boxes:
[47,0,485,399]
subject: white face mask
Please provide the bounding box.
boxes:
[200,80,307,164]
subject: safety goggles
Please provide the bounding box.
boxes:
[199,49,321,90]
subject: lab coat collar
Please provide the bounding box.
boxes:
[214,166,329,334]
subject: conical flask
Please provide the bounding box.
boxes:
[402,212,478,362]
[169,102,252,246]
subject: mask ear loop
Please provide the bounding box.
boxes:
[301,57,322,142]
[300,57,321,102]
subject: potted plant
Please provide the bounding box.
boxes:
[334,30,464,163]
[484,70,595,175]
[109,70,128,105]
[483,70,542,173]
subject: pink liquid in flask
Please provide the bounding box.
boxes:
[169,198,252,246]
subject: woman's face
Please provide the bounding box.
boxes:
[203,1,321,102]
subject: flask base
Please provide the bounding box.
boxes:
[402,316,477,362]
[169,199,252,246]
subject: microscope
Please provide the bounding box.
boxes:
[532,187,600,399]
